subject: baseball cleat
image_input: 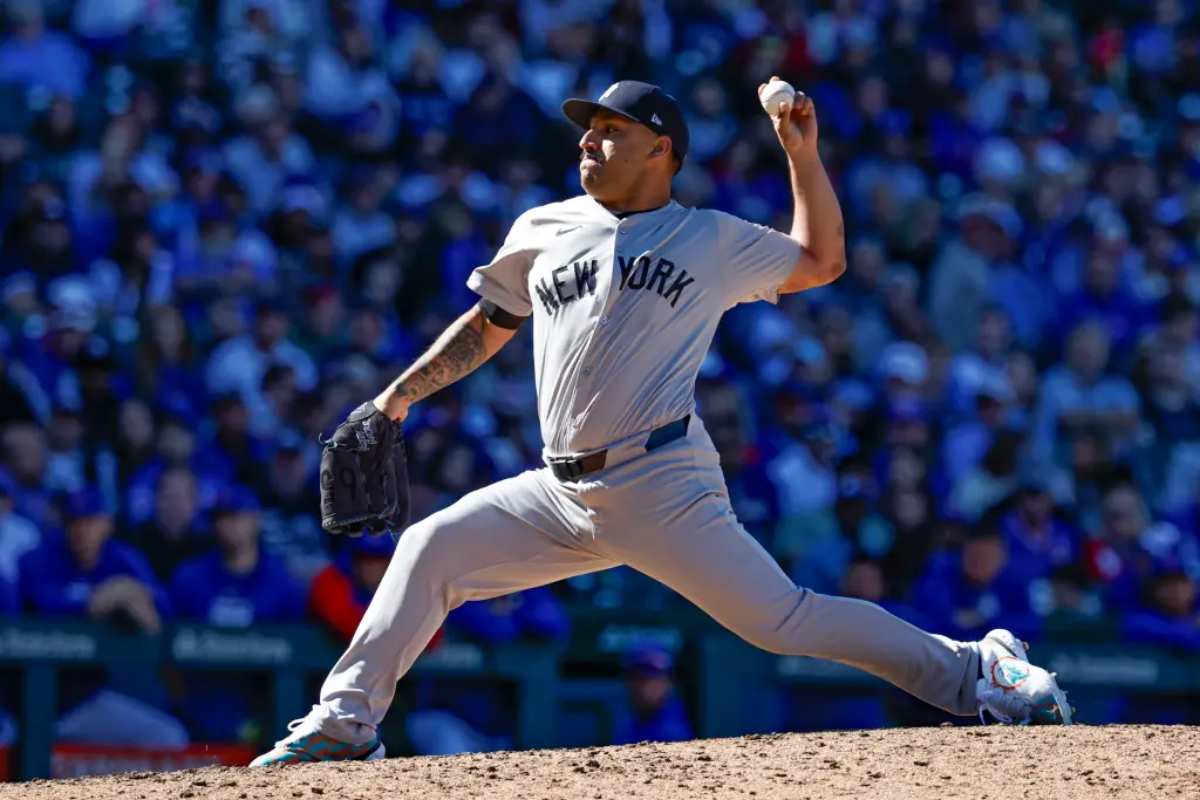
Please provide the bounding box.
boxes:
[249,719,385,766]
[976,628,1072,725]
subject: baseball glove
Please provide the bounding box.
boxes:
[319,401,410,536]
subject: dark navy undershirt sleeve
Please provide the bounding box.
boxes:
[479,299,529,330]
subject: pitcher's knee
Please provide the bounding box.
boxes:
[732,608,808,653]
[386,522,457,590]
[730,590,814,655]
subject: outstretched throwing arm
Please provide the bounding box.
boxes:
[758,76,847,294]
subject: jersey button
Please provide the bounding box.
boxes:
[582,367,593,376]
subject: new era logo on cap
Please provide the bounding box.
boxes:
[561,80,690,164]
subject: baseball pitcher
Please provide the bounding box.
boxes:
[253,78,1070,766]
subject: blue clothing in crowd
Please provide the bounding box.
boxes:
[1000,512,1079,586]
[167,549,304,742]
[446,587,570,643]
[0,570,17,616]
[168,551,304,627]
[911,551,1040,642]
[1122,609,1200,651]
[18,533,167,618]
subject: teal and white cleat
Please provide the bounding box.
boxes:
[250,719,385,766]
[976,629,1073,725]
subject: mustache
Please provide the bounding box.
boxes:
[580,151,604,163]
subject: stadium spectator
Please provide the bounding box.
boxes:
[221,84,316,214]
[1056,249,1149,357]
[205,301,318,426]
[945,306,1016,417]
[309,533,396,642]
[123,466,209,583]
[135,304,207,422]
[947,428,1026,522]
[168,485,303,626]
[199,392,272,489]
[611,645,693,745]
[167,484,303,742]
[911,521,1040,642]
[257,434,325,579]
[928,196,1023,352]
[698,379,780,548]
[0,471,38,593]
[0,0,89,98]
[1140,334,1200,515]
[785,468,891,596]
[999,475,1079,587]
[111,398,158,487]
[942,371,1018,481]
[0,341,40,427]
[124,412,224,525]
[18,489,166,633]
[1114,559,1200,723]
[1140,329,1200,444]
[331,168,396,267]
[764,384,837,524]
[1,421,56,529]
[1122,563,1200,651]
[1084,482,1151,607]
[1032,321,1140,465]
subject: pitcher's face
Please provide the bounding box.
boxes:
[577,112,667,202]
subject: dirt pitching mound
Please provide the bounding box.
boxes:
[3,725,1196,800]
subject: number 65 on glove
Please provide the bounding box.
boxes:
[319,402,411,537]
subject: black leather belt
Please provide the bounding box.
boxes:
[548,415,690,481]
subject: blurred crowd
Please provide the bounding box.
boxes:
[2,0,1200,744]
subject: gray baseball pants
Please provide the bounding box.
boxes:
[308,418,981,744]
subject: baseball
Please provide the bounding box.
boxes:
[760,79,796,118]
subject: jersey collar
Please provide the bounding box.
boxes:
[585,194,679,222]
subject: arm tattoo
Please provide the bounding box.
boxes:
[396,311,486,405]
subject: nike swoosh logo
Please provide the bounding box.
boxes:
[555,226,581,236]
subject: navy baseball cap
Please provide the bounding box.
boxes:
[348,532,398,558]
[562,81,689,164]
[623,644,674,676]
[213,485,260,516]
[64,488,109,521]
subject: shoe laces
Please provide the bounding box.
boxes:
[274,717,318,748]
[976,680,1032,725]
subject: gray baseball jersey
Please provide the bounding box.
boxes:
[467,195,801,457]
[287,195,988,752]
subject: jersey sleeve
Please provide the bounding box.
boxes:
[712,211,803,306]
[466,209,540,317]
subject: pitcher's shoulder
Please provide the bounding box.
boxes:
[691,207,747,227]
